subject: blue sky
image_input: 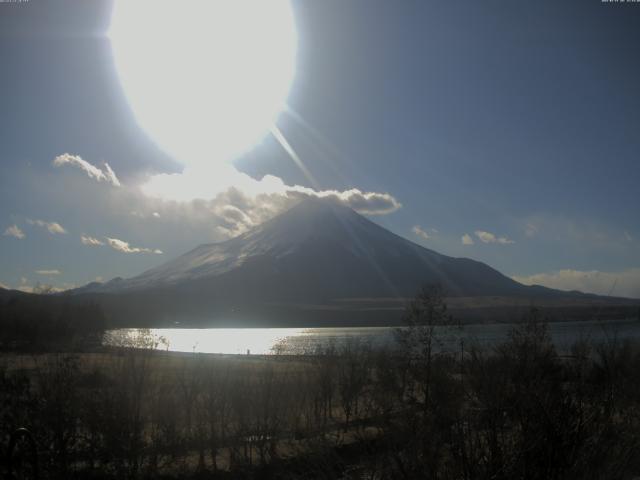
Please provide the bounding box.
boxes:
[1,0,639,297]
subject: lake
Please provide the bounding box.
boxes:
[103,318,640,355]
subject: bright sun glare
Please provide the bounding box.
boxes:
[109,0,297,169]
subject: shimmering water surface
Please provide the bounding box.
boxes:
[104,318,640,355]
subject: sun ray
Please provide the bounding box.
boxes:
[284,105,349,164]
[272,117,404,299]
[283,104,353,186]
[270,125,319,189]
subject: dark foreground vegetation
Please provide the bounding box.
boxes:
[2,287,640,479]
[0,291,106,350]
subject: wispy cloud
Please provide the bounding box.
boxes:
[16,283,66,294]
[525,223,539,237]
[106,237,162,254]
[3,224,25,239]
[36,269,61,275]
[518,213,628,250]
[461,233,474,245]
[27,219,67,235]
[53,153,121,187]
[475,230,514,245]
[81,235,105,246]
[513,268,640,299]
[84,234,161,254]
[130,210,163,220]
[412,225,432,241]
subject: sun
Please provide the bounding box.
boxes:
[109,0,297,169]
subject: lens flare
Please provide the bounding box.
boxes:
[109,0,297,168]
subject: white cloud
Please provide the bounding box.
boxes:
[53,153,121,187]
[316,188,401,215]
[0,281,9,289]
[141,164,401,216]
[513,268,640,299]
[475,231,496,243]
[36,269,61,275]
[497,237,515,245]
[81,235,105,246]
[27,219,67,235]
[106,237,162,254]
[3,224,25,239]
[122,185,399,240]
[412,225,431,241]
[475,230,514,245]
[461,233,474,245]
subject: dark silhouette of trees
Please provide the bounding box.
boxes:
[1,287,640,478]
[0,293,106,350]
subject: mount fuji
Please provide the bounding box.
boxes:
[84,198,540,297]
[73,198,618,326]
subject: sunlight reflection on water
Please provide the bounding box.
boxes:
[104,328,314,355]
[103,319,640,355]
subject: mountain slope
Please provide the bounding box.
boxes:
[88,198,546,301]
